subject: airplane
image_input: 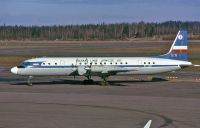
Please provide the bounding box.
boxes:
[144,120,152,128]
[11,30,192,85]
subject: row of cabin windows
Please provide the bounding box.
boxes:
[42,62,128,66]
[42,62,156,66]
[42,63,58,65]
[144,62,155,65]
[79,62,128,65]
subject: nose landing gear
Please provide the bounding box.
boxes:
[27,76,33,86]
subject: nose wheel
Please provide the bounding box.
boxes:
[27,76,33,86]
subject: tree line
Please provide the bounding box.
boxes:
[0,21,200,41]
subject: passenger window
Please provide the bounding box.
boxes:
[153,62,155,64]
[120,62,123,64]
[110,63,112,65]
[95,62,97,65]
[100,62,102,65]
[79,63,81,65]
[125,62,128,64]
[148,62,150,64]
[104,62,106,65]
[115,62,117,65]
[43,63,45,65]
[55,63,57,65]
[144,62,146,64]
[48,63,50,65]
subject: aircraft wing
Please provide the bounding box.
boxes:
[90,65,131,76]
[70,65,136,76]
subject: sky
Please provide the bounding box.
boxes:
[0,0,200,25]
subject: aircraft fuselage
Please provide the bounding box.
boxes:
[11,57,192,76]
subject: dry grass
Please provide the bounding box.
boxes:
[0,56,31,66]
[189,46,200,53]
[71,48,165,54]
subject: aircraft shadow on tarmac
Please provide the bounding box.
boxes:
[11,77,168,86]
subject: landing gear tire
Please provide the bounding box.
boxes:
[100,76,109,86]
[83,79,94,85]
[100,81,109,86]
[27,76,33,86]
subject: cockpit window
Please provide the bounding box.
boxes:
[17,61,43,68]
[17,62,31,68]
[17,65,25,68]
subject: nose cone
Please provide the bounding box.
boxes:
[11,67,18,74]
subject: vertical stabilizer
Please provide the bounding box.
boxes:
[159,30,188,61]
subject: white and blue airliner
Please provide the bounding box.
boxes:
[11,30,192,85]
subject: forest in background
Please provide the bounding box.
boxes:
[0,21,200,41]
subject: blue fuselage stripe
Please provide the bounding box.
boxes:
[23,65,178,69]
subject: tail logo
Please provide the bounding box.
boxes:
[178,34,183,40]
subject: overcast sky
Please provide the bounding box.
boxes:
[0,0,200,25]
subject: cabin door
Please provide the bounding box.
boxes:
[60,60,65,66]
[138,60,143,65]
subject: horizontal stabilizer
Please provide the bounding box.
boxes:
[193,65,200,67]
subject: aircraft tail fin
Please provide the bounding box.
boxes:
[159,30,188,61]
[144,120,152,128]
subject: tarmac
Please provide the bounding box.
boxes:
[0,41,200,128]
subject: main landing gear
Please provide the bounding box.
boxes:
[100,75,109,86]
[83,75,94,84]
[83,79,94,84]
[83,75,109,86]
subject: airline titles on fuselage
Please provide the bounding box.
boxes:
[75,58,123,65]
